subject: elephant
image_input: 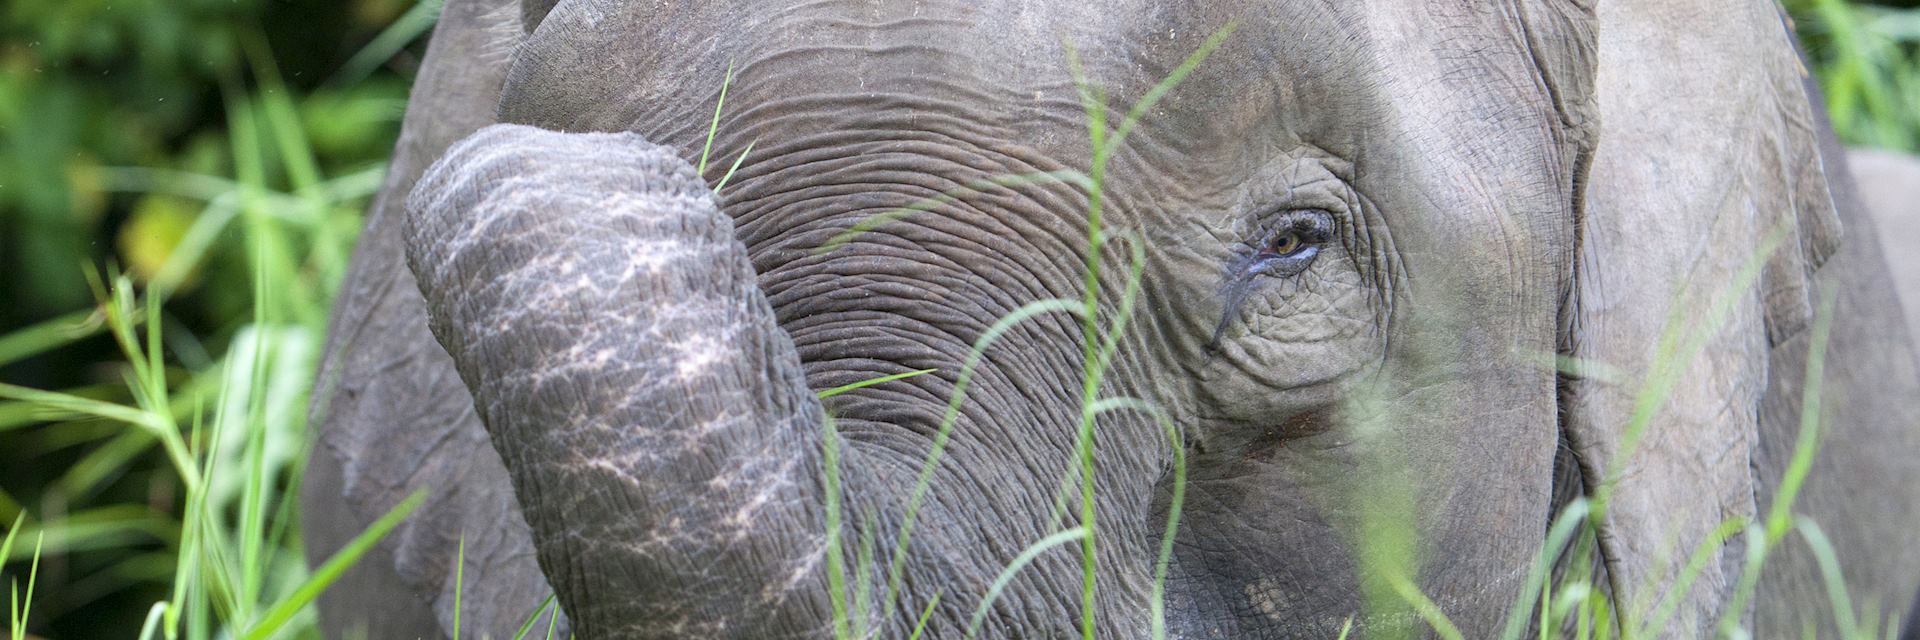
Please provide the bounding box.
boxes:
[299,0,1920,637]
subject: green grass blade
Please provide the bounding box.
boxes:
[851,508,879,639]
[1538,570,1550,640]
[878,298,1084,623]
[1059,31,1232,637]
[57,425,159,504]
[1088,227,1146,390]
[10,532,42,640]
[1498,499,1593,640]
[241,33,322,194]
[1715,521,1772,638]
[1768,288,1838,539]
[823,416,852,640]
[1384,569,1465,640]
[697,61,735,176]
[964,527,1087,639]
[714,139,756,193]
[817,368,937,400]
[908,592,941,640]
[138,602,169,640]
[0,384,169,436]
[1148,404,1185,640]
[331,0,445,86]
[1716,289,1837,636]
[512,594,557,640]
[1068,397,1185,640]
[0,513,22,576]
[3,513,23,640]
[0,309,105,369]
[240,491,427,640]
[1632,515,1749,637]
[453,533,466,639]
[1795,518,1860,639]
[1593,223,1793,518]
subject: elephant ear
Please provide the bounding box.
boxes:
[1515,0,1599,160]
[302,0,565,636]
[1564,0,1843,633]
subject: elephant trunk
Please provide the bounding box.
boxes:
[405,123,838,638]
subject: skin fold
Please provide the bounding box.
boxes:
[302,0,1920,638]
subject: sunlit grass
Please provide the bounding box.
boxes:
[1,266,424,640]
[0,16,431,639]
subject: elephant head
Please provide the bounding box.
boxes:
[307,0,1920,637]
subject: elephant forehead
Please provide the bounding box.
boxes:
[510,3,1570,249]
[500,2,1550,155]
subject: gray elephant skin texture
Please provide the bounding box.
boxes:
[300,0,1920,638]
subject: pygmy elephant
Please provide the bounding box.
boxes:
[301,0,1920,637]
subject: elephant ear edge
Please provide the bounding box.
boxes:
[1515,0,1600,164]
[521,0,560,34]
[1758,8,1845,346]
[302,0,567,636]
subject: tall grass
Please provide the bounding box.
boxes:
[809,28,1230,640]
[0,175,418,640]
[0,17,433,639]
[5,514,44,640]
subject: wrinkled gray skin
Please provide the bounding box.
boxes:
[301,0,1920,637]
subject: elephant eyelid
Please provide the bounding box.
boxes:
[1252,209,1336,261]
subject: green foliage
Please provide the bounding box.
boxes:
[1791,0,1920,152]
[5,513,45,640]
[0,0,434,637]
[0,0,414,317]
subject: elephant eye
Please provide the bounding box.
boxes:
[1253,209,1333,272]
[1269,231,1304,256]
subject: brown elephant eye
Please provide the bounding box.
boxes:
[1270,232,1304,256]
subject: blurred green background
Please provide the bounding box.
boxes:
[0,0,433,636]
[0,0,1916,637]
